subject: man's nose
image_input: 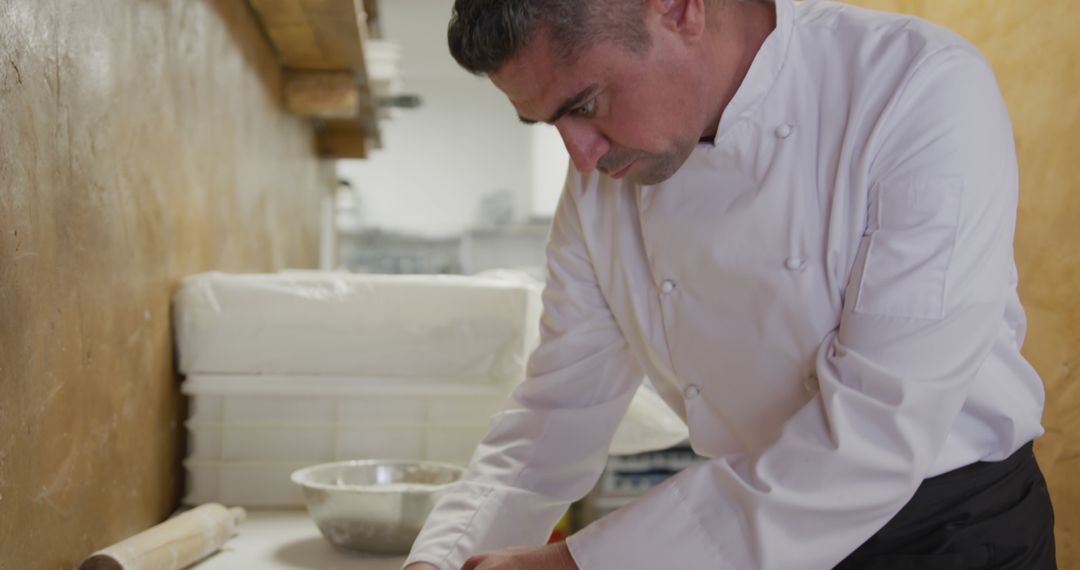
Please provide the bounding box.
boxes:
[555,119,609,173]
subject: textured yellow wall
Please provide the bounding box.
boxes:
[0,1,330,568]
[842,1,1080,567]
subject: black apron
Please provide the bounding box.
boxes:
[834,442,1056,569]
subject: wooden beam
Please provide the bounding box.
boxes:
[316,123,368,159]
[247,0,382,155]
[284,71,359,118]
[247,0,368,70]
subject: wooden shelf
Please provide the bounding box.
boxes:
[247,0,380,158]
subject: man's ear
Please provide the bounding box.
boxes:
[650,0,707,40]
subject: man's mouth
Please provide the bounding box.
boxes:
[609,159,637,179]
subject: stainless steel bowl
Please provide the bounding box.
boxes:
[291,459,465,554]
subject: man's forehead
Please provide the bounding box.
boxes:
[490,63,554,108]
[491,38,561,104]
[489,29,593,123]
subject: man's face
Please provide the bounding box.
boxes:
[491,23,708,186]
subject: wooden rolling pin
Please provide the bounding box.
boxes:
[79,503,246,570]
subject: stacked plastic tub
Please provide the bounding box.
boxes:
[173,270,542,507]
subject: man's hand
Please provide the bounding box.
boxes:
[461,542,578,570]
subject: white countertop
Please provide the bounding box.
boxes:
[191,509,407,570]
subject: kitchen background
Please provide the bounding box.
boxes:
[1,0,1077,568]
[334,0,566,277]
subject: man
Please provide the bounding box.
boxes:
[406,0,1055,568]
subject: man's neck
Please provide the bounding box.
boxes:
[699,0,778,141]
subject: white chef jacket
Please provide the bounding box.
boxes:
[404,0,1045,568]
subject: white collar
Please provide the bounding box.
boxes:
[709,0,795,145]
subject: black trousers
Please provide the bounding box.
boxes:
[834,442,1056,569]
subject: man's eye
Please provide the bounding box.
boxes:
[571,99,597,118]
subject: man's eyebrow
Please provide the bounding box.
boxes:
[517,84,600,125]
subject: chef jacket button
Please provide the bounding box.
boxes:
[661,279,677,294]
[775,123,795,139]
[684,384,701,399]
[784,256,805,270]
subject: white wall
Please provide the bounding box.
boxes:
[338,0,524,237]
[338,76,533,237]
[338,0,571,237]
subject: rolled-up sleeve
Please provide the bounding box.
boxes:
[565,47,1021,569]
[403,173,644,569]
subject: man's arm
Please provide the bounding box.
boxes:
[402,170,643,569]
[565,46,1022,569]
[407,542,575,570]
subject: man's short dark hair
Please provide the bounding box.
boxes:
[447,0,651,75]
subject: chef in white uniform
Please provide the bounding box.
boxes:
[405,0,1055,568]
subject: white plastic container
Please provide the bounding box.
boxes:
[181,375,510,507]
[172,271,542,382]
